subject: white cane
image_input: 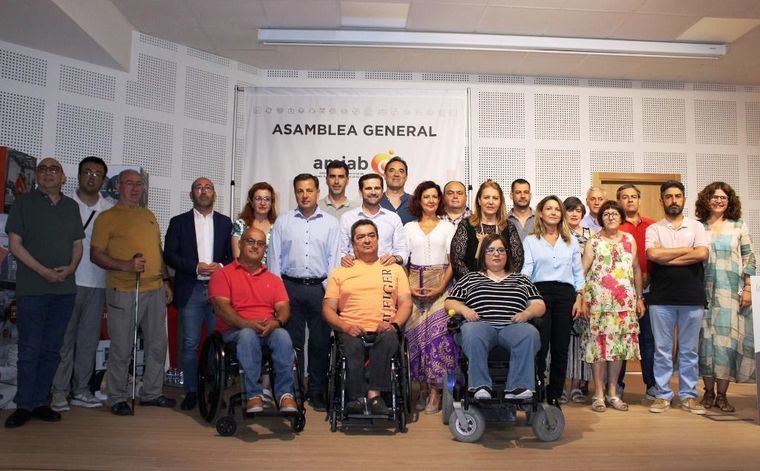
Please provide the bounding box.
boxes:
[131,253,143,415]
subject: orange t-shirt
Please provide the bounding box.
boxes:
[324,260,410,332]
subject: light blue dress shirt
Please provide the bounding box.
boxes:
[339,205,408,263]
[521,234,584,291]
[267,207,341,286]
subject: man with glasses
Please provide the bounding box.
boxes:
[268,173,340,411]
[645,180,709,415]
[4,158,84,428]
[50,157,112,413]
[209,226,297,414]
[164,177,233,410]
[91,169,175,416]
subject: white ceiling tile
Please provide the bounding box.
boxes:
[340,1,410,28]
[185,0,266,29]
[610,13,699,40]
[205,28,261,51]
[260,0,341,27]
[476,6,554,34]
[541,10,628,38]
[678,17,760,43]
[338,47,402,69]
[638,0,760,18]
[407,3,486,32]
[486,0,565,8]
[561,0,647,13]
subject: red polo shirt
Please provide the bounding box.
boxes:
[208,261,289,334]
[619,214,656,275]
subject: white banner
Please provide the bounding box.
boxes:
[242,87,468,213]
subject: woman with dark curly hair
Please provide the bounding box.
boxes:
[695,182,756,412]
[403,181,457,414]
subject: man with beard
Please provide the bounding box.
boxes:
[581,186,607,234]
[380,156,413,225]
[645,180,708,415]
[442,180,471,226]
[319,160,355,219]
[164,177,233,410]
[507,179,535,241]
[51,157,112,413]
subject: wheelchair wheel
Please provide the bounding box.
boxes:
[531,404,565,442]
[198,332,226,424]
[216,415,237,437]
[396,409,407,433]
[326,337,338,422]
[448,406,486,443]
[400,339,412,416]
[291,412,306,433]
[329,409,338,432]
[441,373,454,425]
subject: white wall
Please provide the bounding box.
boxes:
[1,32,758,246]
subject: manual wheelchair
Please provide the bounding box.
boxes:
[325,329,412,433]
[442,314,565,443]
[197,331,307,436]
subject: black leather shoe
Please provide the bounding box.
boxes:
[5,409,32,428]
[111,401,132,416]
[181,392,197,411]
[139,395,176,408]
[32,406,61,422]
[547,397,562,410]
[369,396,390,415]
[345,398,366,414]
[308,392,326,412]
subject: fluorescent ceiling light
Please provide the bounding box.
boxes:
[258,29,726,59]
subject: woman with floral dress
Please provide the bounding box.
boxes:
[581,200,645,412]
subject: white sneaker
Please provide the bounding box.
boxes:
[473,388,492,400]
[504,388,534,400]
[71,391,103,408]
[50,392,70,412]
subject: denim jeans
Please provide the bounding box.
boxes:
[180,283,216,393]
[458,321,540,392]
[649,305,703,401]
[15,294,76,410]
[223,327,294,401]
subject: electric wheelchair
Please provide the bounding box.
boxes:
[197,331,307,436]
[442,314,565,443]
[325,329,412,433]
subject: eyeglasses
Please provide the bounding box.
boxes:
[36,165,62,174]
[710,195,728,201]
[253,196,272,203]
[484,247,507,255]
[80,169,104,178]
[602,212,621,219]
[241,238,266,247]
[121,180,144,188]
[193,185,214,193]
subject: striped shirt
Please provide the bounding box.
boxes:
[447,271,542,326]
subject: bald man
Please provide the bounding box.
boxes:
[5,157,84,428]
[91,169,175,416]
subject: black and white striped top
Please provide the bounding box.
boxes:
[447,271,542,326]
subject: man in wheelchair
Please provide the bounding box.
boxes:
[208,227,298,414]
[443,234,545,401]
[322,219,412,415]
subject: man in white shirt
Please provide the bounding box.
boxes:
[580,186,606,234]
[50,156,112,412]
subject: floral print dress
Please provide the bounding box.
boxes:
[582,232,640,363]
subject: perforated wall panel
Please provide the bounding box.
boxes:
[182,128,227,183]
[695,100,737,145]
[587,79,632,89]
[590,151,635,173]
[641,152,688,183]
[238,62,259,75]
[54,103,113,166]
[747,210,760,250]
[642,98,686,144]
[123,117,173,177]
[589,96,633,142]
[745,102,760,146]
[0,49,47,86]
[694,83,736,92]
[366,71,413,81]
[147,186,172,235]
[534,149,581,200]
[534,94,580,140]
[139,33,178,51]
[187,48,229,67]
[185,67,229,125]
[126,53,177,113]
[307,71,356,80]
[0,91,44,156]
[641,81,685,90]
[267,70,300,78]
[421,72,469,82]
[59,65,116,101]
[748,155,760,200]
[695,153,740,193]
[535,77,579,87]
[478,147,525,193]
[478,75,524,84]
[478,91,524,139]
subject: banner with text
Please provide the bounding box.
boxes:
[242,87,468,213]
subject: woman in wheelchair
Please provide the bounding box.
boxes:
[444,233,545,401]
[322,219,412,416]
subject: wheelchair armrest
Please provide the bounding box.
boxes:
[447,314,465,334]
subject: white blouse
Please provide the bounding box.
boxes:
[404,220,455,266]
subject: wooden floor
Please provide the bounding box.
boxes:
[1,378,759,470]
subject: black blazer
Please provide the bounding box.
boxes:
[164,209,233,308]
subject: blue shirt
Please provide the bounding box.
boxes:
[267,207,341,286]
[581,213,602,234]
[380,192,413,225]
[339,205,408,263]
[521,234,584,291]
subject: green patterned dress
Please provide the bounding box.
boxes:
[699,219,756,382]
[582,232,641,363]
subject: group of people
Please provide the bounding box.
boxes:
[2,152,755,430]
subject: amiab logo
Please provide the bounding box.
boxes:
[371,150,397,176]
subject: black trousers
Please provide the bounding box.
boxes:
[533,281,575,401]
[283,280,331,397]
[338,331,398,401]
